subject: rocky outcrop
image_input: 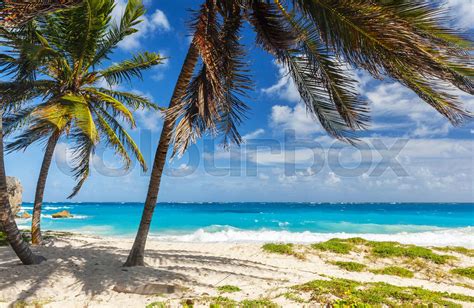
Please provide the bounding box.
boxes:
[52,210,73,218]
[6,176,23,216]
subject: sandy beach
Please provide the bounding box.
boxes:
[1,233,473,307]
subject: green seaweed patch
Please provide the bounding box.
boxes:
[311,239,353,254]
[293,277,474,306]
[451,267,474,280]
[331,261,366,272]
[370,266,414,278]
[217,285,241,293]
[368,241,452,264]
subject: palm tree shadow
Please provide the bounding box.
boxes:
[0,238,285,304]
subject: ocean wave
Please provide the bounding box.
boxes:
[44,206,72,210]
[149,226,474,247]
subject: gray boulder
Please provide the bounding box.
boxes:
[6,176,23,216]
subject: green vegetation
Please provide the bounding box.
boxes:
[262,243,294,255]
[146,302,167,308]
[217,285,241,293]
[0,231,30,246]
[311,239,353,254]
[261,243,304,259]
[293,277,474,306]
[368,241,452,264]
[370,266,414,278]
[0,232,6,246]
[282,292,305,303]
[209,296,237,308]
[331,261,366,272]
[207,297,278,308]
[451,267,474,280]
[436,246,474,257]
[240,299,279,308]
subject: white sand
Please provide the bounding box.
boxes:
[0,234,473,307]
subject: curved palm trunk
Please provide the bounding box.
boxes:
[0,110,45,265]
[31,130,60,245]
[124,43,199,267]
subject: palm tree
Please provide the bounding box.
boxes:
[2,0,163,245]
[125,0,473,266]
[0,23,50,265]
[1,0,82,27]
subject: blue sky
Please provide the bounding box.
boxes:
[5,0,474,203]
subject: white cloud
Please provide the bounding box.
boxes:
[444,0,474,29]
[261,62,300,103]
[326,172,341,186]
[151,10,170,31]
[242,129,265,140]
[130,90,163,132]
[270,104,321,136]
[112,1,171,51]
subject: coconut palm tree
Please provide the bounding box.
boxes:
[125,0,473,266]
[0,24,49,264]
[2,0,163,245]
[1,0,82,27]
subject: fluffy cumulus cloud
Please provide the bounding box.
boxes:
[261,62,300,103]
[112,0,171,51]
[270,104,322,136]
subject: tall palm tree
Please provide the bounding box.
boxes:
[0,23,51,265]
[1,0,82,27]
[2,0,163,245]
[125,0,473,266]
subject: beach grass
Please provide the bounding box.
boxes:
[208,296,278,308]
[311,239,353,254]
[370,266,414,278]
[261,243,305,259]
[331,261,366,272]
[146,302,167,308]
[293,277,474,306]
[435,246,474,257]
[368,241,452,264]
[451,267,474,279]
[217,285,241,293]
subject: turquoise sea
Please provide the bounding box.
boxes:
[17,202,474,247]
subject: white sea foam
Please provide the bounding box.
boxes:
[149,226,474,248]
[44,206,72,210]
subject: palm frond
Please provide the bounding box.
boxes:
[94,105,146,170]
[279,9,369,132]
[291,0,472,124]
[60,93,98,141]
[98,52,164,86]
[95,88,161,111]
[90,0,145,67]
[83,88,135,126]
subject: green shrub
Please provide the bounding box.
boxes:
[371,266,414,278]
[293,277,474,306]
[331,261,366,272]
[451,267,474,280]
[262,243,294,255]
[368,242,451,264]
[311,239,353,254]
[217,285,241,293]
